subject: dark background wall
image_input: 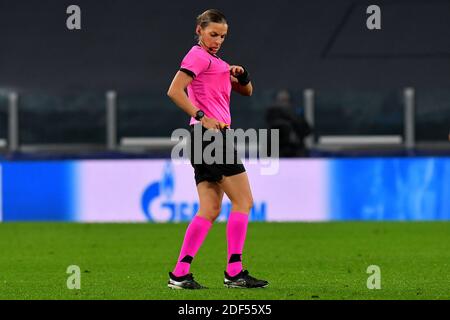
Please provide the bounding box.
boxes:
[1,0,450,91]
[0,0,449,142]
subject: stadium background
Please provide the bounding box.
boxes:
[0,0,449,222]
[1,0,450,301]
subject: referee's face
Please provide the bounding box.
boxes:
[197,22,228,55]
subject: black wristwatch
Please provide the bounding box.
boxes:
[194,110,205,121]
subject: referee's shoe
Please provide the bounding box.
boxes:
[224,270,269,288]
[168,272,206,289]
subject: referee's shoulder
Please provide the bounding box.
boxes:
[183,44,206,57]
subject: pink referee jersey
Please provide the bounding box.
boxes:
[180,44,232,126]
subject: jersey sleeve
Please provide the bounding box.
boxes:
[180,49,211,78]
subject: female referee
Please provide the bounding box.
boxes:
[166,9,268,289]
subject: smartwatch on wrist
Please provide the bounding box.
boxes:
[194,110,205,121]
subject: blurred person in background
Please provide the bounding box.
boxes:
[265,89,312,157]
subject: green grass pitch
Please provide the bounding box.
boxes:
[0,222,449,300]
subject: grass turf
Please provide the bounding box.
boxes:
[0,222,449,300]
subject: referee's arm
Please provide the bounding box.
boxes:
[167,71,199,118]
[231,76,253,96]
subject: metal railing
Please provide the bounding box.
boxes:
[305,87,420,150]
[1,87,448,155]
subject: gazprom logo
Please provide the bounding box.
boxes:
[141,161,267,222]
[141,162,187,222]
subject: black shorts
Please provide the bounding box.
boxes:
[189,123,246,185]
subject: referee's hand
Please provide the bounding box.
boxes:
[201,116,228,131]
[230,65,245,77]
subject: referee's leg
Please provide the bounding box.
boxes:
[220,172,257,281]
[218,172,253,214]
[169,181,224,287]
[196,181,225,222]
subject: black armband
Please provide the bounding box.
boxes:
[236,67,251,86]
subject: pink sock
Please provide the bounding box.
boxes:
[173,215,212,277]
[226,211,249,277]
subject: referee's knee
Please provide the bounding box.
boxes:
[198,205,222,222]
[232,199,253,214]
